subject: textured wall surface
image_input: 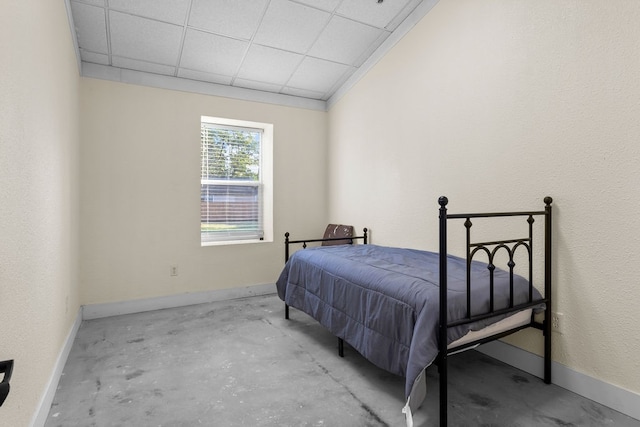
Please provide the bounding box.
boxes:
[328,0,640,394]
[3,1,640,423]
[0,1,81,425]
[79,79,327,304]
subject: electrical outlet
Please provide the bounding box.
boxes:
[170,265,178,276]
[551,312,564,334]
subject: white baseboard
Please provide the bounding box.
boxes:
[82,283,276,320]
[30,308,82,427]
[478,340,640,421]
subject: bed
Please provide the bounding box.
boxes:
[275,197,553,426]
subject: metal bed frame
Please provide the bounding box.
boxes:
[0,359,14,407]
[283,228,368,330]
[437,196,552,426]
[281,196,553,426]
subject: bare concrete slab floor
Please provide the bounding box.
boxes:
[45,294,639,427]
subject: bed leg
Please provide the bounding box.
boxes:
[439,354,448,427]
[285,304,289,320]
[544,310,552,384]
[338,338,344,357]
[544,333,552,384]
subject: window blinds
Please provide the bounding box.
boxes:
[200,123,263,242]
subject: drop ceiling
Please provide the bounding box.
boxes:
[66,0,438,110]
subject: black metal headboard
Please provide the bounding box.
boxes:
[281,228,368,322]
[284,228,368,262]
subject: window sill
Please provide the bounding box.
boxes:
[201,238,272,247]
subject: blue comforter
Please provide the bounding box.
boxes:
[275,244,542,411]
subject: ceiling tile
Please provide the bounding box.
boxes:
[189,0,269,40]
[177,69,233,85]
[287,57,353,94]
[253,0,331,53]
[108,0,191,25]
[336,0,412,29]
[109,11,183,65]
[70,1,108,54]
[236,45,303,85]
[112,56,176,76]
[179,29,249,76]
[294,0,343,12]
[69,0,430,106]
[308,16,386,66]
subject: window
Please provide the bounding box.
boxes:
[200,116,273,245]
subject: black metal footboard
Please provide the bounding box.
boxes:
[437,196,553,427]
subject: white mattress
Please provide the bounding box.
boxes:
[447,309,533,352]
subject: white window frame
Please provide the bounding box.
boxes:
[200,116,273,246]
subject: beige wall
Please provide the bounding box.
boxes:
[79,79,327,304]
[3,1,638,423]
[0,1,81,425]
[328,1,640,394]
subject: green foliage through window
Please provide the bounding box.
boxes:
[201,125,260,181]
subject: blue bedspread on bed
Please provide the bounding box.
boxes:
[275,244,543,409]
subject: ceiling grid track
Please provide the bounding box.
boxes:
[174,0,195,77]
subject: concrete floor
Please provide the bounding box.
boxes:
[45,294,639,426]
